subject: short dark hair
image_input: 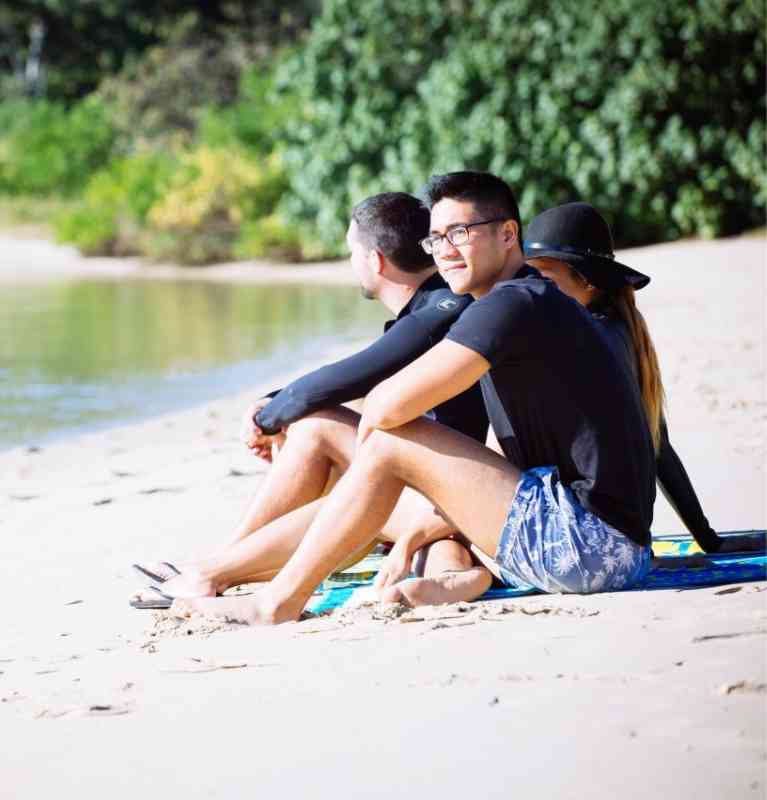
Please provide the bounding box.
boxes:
[421,171,523,241]
[351,192,434,273]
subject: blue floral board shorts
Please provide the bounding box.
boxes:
[495,466,651,594]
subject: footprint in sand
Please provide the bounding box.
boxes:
[718,680,767,695]
[227,468,259,478]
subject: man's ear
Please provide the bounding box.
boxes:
[503,220,519,247]
[369,248,386,275]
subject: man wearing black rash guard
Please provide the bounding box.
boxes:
[131,192,491,609]
[171,172,659,625]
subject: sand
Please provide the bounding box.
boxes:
[0,234,765,799]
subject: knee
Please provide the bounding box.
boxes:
[420,538,474,577]
[357,428,399,468]
[288,411,347,449]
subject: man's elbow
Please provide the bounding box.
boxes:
[363,386,409,431]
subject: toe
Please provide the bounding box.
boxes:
[378,585,408,605]
[170,599,192,618]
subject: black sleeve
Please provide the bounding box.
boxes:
[656,419,721,553]
[255,294,472,435]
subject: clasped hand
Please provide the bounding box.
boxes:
[240,399,287,463]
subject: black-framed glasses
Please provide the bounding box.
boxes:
[420,217,507,254]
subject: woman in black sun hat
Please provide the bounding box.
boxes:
[524,202,763,555]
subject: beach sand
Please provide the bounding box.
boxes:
[0,234,765,798]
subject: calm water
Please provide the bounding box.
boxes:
[0,278,388,450]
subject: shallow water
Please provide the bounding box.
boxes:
[0,278,388,450]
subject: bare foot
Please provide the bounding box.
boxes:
[154,570,218,599]
[171,594,296,626]
[378,567,492,607]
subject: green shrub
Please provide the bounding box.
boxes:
[278,0,766,250]
[143,147,288,264]
[53,151,176,255]
[95,27,246,148]
[54,145,295,263]
[234,213,306,261]
[0,97,115,196]
[198,55,302,155]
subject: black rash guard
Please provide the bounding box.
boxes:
[593,303,721,552]
[255,272,488,443]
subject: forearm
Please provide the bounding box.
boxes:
[362,381,424,433]
[390,519,457,579]
[656,423,719,552]
[360,340,490,441]
[257,319,440,435]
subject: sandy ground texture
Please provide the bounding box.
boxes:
[0,234,765,799]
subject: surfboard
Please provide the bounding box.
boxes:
[652,529,767,556]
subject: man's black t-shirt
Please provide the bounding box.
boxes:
[446,265,656,546]
[256,273,488,442]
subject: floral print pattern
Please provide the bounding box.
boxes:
[496,466,651,594]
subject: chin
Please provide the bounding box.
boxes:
[443,271,473,295]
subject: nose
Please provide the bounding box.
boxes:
[436,236,461,259]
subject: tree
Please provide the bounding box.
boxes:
[277,0,766,248]
[0,1,318,101]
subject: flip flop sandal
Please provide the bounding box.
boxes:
[131,561,181,584]
[129,585,175,610]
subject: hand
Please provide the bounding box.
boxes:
[374,537,415,592]
[240,399,286,462]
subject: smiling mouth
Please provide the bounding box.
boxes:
[441,262,466,272]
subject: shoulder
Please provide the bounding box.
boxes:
[415,284,473,319]
[472,274,558,319]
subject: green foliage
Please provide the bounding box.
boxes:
[0,2,319,101]
[95,24,246,148]
[6,0,765,264]
[278,0,766,250]
[142,146,288,264]
[235,214,308,261]
[53,151,176,254]
[197,56,302,154]
[46,43,302,263]
[0,97,115,196]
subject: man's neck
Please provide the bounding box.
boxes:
[378,267,438,316]
[471,253,526,300]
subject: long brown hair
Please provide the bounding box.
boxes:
[611,286,666,452]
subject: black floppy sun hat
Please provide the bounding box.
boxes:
[524,202,650,291]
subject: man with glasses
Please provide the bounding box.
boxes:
[131,191,492,610]
[171,171,656,625]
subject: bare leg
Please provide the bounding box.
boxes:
[230,408,359,542]
[135,481,458,603]
[173,418,519,623]
[134,500,326,601]
[135,408,361,586]
[376,493,493,607]
[378,536,492,607]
